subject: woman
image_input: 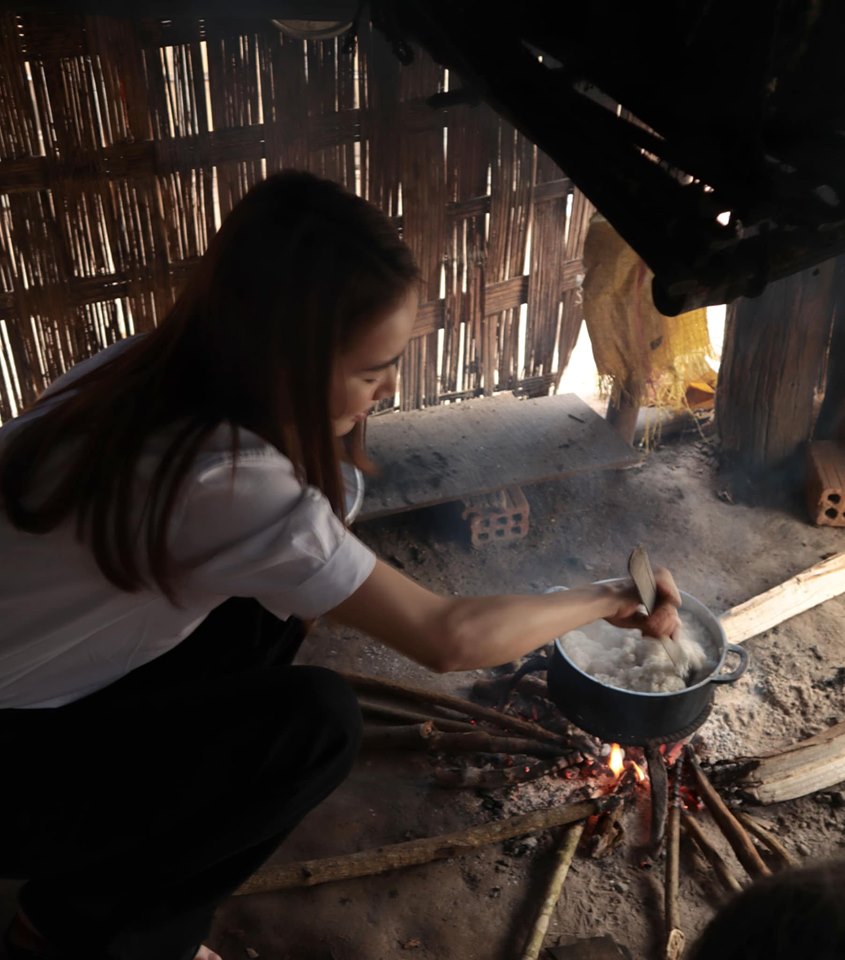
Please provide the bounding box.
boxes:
[0,170,680,960]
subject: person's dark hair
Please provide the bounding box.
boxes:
[688,859,845,960]
[0,170,420,599]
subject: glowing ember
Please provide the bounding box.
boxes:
[608,743,625,778]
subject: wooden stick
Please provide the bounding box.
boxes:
[680,811,743,894]
[362,721,437,748]
[717,720,845,804]
[664,750,685,959]
[344,672,568,746]
[588,805,625,859]
[735,811,800,869]
[235,797,609,896]
[687,750,771,879]
[363,722,570,758]
[664,805,684,959]
[434,757,572,789]
[519,822,585,960]
[720,552,845,645]
[586,766,637,859]
[358,698,480,734]
[646,743,668,850]
[425,728,569,758]
[665,928,685,960]
[472,673,551,704]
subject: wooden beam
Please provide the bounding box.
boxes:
[720,552,845,644]
[13,0,359,18]
[716,263,837,478]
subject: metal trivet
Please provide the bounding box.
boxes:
[641,687,715,748]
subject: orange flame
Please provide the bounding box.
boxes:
[630,760,647,783]
[608,743,625,778]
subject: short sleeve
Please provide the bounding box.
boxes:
[170,448,375,619]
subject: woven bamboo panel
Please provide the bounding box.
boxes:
[0,12,594,423]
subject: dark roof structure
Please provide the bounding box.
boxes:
[373,0,845,314]
[9,0,845,313]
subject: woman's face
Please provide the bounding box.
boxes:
[330,288,418,437]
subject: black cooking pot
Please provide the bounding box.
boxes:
[547,582,748,746]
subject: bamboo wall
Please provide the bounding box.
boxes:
[0,13,593,423]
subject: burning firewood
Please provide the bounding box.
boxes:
[519,821,585,960]
[588,805,625,859]
[471,670,600,755]
[363,721,572,759]
[343,671,569,746]
[586,763,640,859]
[359,699,481,733]
[434,757,574,789]
[235,797,611,895]
[472,672,551,705]
[687,748,770,879]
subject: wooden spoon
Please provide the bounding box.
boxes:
[627,545,689,682]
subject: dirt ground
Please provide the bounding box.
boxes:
[2,420,842,960]
[207,422,845,960]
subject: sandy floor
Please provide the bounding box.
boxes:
[206,423,845,960]
[2,422,842,960]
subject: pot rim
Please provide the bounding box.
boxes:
[552,579,730,699]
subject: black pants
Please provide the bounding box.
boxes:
[0,599,362,960]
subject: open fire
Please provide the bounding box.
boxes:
[254,667,811,960]
[607,742,647,783]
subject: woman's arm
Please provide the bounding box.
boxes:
[327,558,681,673]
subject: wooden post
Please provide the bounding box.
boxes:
[606,379,640,446]
[716,262,837,489]
[814,254,845,443]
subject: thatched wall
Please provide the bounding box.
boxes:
[0,14,593,422]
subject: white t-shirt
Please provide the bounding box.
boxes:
[0,340,376,709]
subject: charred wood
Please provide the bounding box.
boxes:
[344,671,570,747]
[433,757,573,790]
[362,721,570,759]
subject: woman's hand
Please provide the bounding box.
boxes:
[603,566,682,638]
[329,559,684,673]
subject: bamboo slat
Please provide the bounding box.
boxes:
[0,12,596,424]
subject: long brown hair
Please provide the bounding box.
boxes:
[688,859,845,960]
[0,170,420,598]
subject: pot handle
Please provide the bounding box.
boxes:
[709,643,749,684]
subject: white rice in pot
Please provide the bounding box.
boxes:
[560,610,716,693]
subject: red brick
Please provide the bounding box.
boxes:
[461,486,530,547]
[807,440,845,526]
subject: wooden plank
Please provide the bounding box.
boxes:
[719,552,845,645]
[722,721,845,804]
[359,393,637,520]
